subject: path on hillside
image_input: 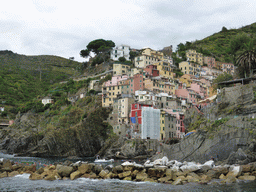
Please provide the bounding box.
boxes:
[60,70,113,84]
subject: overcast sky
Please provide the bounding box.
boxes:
[0,0,255,62]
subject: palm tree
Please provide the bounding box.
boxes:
[236,40,256,77]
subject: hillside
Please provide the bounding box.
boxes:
[180,22,256,63]
[0,50,83,118]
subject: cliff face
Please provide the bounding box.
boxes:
[0,96,113,157]
[153,83,256,164]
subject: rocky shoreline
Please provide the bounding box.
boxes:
[1,157,256,185]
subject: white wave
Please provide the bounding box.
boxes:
[14,173,30,179]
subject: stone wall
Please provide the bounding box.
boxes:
[220,83,255,106]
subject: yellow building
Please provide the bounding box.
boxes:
[179,61,201,76]
[142,48,164,60]
[186,49,203,65]
[154,61,174,79]
[102,84,127,107]
[160,111,166,140]
[144,78,175,95]
[113,63,131,76]
[179,74,193,88]
[130,67,143,77]
[134,55,159,68]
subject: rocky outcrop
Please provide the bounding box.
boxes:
[154,83,256,164]
[0,99,113,157]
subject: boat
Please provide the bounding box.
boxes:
[94,158,114,163]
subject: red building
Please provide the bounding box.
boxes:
[144,65,159,78]
[129,74,144,94]
[130,103,152,133]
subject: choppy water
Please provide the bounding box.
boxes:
[1,153,256,192]
[1,174,256,192]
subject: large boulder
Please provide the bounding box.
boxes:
[29,172,43,180]
[158,176,172,183]
[212,166,229,175]
[0,171,8,178]
[8,171,19,177]
[136,172,148,181]
[148,168,166,178]
[78,163,93,174]
[99,170,109,178]
[113,165,123,174]
[241,164,254,173]
[226,165,242,177]
[180,162,200,173]
[94,164,103,174]
[70,170,82,180]
[118,171,131,179]
[56,165,74,177]
[186,175,199,183]
[172,178,182,185]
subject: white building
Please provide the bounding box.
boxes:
[0,107,4,112]
[111,45,130,61]
[141,107,160,140]
[42,97,54,106]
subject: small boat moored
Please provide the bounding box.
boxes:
[94,155,114,163]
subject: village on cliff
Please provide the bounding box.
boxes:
[66,45,235,141]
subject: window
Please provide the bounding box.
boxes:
[109,98,111,101]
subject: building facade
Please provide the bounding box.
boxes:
[111,45,130,61]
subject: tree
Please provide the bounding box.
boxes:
[228,33,251,64]
[236,39,256,77]
[118,57,126,62]
[213,72,233,90]
[80,39,115,58]
[80,39,115,65]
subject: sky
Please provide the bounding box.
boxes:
[0,0,255,62]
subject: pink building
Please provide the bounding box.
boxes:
[175,89,197,104]
[104,75,129,87]
[129,74,144,94]
[189,83,205,98]
[144,65,159,77]
[204,56,216,68]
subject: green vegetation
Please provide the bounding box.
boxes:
[0,51,83,119]
[212,72,233,90]
[174,22,256,65]
[80,39,115,66]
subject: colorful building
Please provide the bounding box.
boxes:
[129,74,144,94]
[134,55,160,68]
[111,44,130,61]
[204,56,216,68]
[186,49,203,65]
[113,63,131,76]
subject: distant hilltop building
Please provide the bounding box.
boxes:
[161,45,173,57]
[111,45,130,61]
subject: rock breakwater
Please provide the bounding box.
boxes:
[1,157,256,185]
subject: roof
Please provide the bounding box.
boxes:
[217,77,256,86]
